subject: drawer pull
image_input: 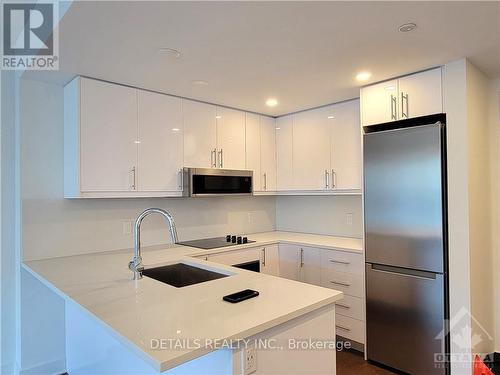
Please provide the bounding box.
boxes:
[336,324,351,332]
[330,280,351,287]
[329,259,351,265]
[336,303,351,309]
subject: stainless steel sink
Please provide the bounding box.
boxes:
[142,263,229,288]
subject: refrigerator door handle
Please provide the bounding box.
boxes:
[370,263,437,280]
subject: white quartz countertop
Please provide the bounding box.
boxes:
[23,231,356,372]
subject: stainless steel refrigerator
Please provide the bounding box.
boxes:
[364,114,449,375]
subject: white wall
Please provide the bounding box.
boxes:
[1,71,19,374]
[275,195,363,238]
[20,78,276,261]
[465,62,495,354]
[489,78,500,352]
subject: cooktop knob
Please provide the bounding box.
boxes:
[237,236,242,244]
[226,235,231,242]
[231,235,237,243]
[242,237,248,243]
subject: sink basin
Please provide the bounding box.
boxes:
[142,263,229,288]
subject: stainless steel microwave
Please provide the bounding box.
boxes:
[182,168,253,197]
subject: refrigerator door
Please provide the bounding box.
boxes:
[366,263,446,375]
[364,123,445,273]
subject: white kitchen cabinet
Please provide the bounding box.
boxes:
[245,113,261,191]
[293,107,331,190]
[76,77,138,192]
[260,116,277,192]
[330,99,362,190]
[360,79,398,126]
[216,107,246,169]
[276,115,294,190]
[183,99,217,168]
[278,244,300,281]
[260,245,279,276]
[298,246,321,286]
[361,68,442,126]
[137,91,183,192]
[398,68,442,119]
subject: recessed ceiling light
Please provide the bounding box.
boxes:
[398,23,417,33]
[171,128,180,132]
[356,71,372,82]
[266,98,278,107]
[215,115,222,119]
[192,80,208,86]
[327,115,335,119]
[134,140,141,144]
[385,85,396,91]
[275,127,281,130]
[158,47,181,58]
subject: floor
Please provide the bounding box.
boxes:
[337,350,397,375]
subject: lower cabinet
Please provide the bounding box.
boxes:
[197,242,366,347]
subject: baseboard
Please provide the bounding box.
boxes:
[484,352,500,374]
[20,358,66,375]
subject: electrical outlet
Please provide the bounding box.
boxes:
[247,212,255,224]
[244,346,257,374]
[122,221,132,235]
[346,213,353,226]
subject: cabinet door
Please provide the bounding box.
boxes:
[137,91,183,191]
[360,79,398,126]
[330,100,362,190]
[276,115,293,190]
[183,99,217,168]
[260,116,277,191]
[398,68,442,119]
[299,246,321,285]
[293,107,331,190]
[261,245,279,276]
[245,113,261,191]
[279,244,300,281]
[80,78,137,192]
[216,107,246,169]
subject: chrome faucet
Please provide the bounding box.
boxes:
[128,208,178,280]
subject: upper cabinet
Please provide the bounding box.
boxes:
[275,99,362,193]
[137,91,183,192]
[245,114,277,192]
[330,100,362,190]
[276,115,294,191]
[183,99,217,168]
[293,107,331,190]
[64,77,183,198]
[361,67,442,126]
[216,107,246,169]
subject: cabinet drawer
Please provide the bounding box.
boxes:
[335,314,365,344]
[208,247,261,266]
[321,250,364,275]
[335,295,364,321]
[321,269,364,298]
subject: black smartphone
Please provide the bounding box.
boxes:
[223,289,259,303]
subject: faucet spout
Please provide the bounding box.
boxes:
[129,208,178,280]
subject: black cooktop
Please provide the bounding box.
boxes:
[178,236,255,250]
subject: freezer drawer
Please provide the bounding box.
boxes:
[366,263,446,375]
[364,123,445,273]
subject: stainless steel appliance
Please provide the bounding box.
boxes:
[364,114,449,375]
[182,168,253,197]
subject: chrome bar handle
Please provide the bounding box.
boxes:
[262,248,266,267]
[211,148,217,167]
[336,303,351,309]
[263,172,267,190]
[390,95,397,120]
[401,92,408,118]
[330,280,351,287]
[329,259,350,265]
[325,170,329,189]
[336,324,351,332]
[332,170,337,189]
[218,149,223,168]
[300,248,304,267]
[178,169,183,191]
[131,166,136,190]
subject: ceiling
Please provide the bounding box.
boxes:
[25,1,500,116]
